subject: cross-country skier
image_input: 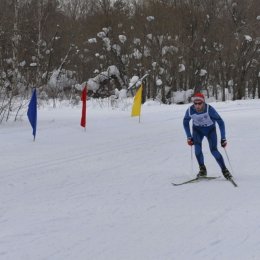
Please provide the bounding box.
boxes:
[183,92,232,180]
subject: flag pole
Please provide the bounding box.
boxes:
[129,74,148,123]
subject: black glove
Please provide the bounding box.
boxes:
[187,137,194,146]
[221,139,227,148]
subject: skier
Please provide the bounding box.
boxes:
[183,92,232,180]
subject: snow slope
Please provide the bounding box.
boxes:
[1,99,260,260]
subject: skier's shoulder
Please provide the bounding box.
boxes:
[186,104,196,116]
[207,103,214,110]
[207,104,218,114]
[207,104,223,120]
[184,105,192,116]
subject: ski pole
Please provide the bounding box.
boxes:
[224,147,238,187]
[224,147,234,175]
[190,145,194,175]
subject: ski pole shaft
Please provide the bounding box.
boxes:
[191,145,194,175]
[224,147,234,175]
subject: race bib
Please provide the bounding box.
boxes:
[191,112,213,127]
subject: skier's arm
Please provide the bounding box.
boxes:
[183,109,192,138]
[209,106,226,139]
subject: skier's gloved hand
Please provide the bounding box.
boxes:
[187,137,194,146]
[221,139,227,148]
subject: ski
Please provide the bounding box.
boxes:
[172,176,220,186]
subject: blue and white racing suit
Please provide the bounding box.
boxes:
[183,103,227,170]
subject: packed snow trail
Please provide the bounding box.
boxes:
[1,100,260,259]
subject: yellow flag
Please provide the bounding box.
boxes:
[131,85,143,117]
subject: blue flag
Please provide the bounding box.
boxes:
[27,89,37,140]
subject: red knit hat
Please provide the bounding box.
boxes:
[192,93,205,102]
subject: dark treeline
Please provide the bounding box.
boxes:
[0,0,260,121]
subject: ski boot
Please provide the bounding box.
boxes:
[222,168,232,180]
[197,165,207,178]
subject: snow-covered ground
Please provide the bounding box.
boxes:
[1,99,260,260]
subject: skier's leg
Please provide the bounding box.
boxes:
[207,128,226,170]
[193,128,204,166]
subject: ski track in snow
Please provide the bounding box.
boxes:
[1,100,260,259]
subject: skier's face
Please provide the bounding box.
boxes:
[193,101,204,112]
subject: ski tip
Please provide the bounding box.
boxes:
[171,182,181,186]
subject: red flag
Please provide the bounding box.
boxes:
[80,86,87,128]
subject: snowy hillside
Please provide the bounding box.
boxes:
[1,99,260,260]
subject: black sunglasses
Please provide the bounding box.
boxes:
[194,102,203,106]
